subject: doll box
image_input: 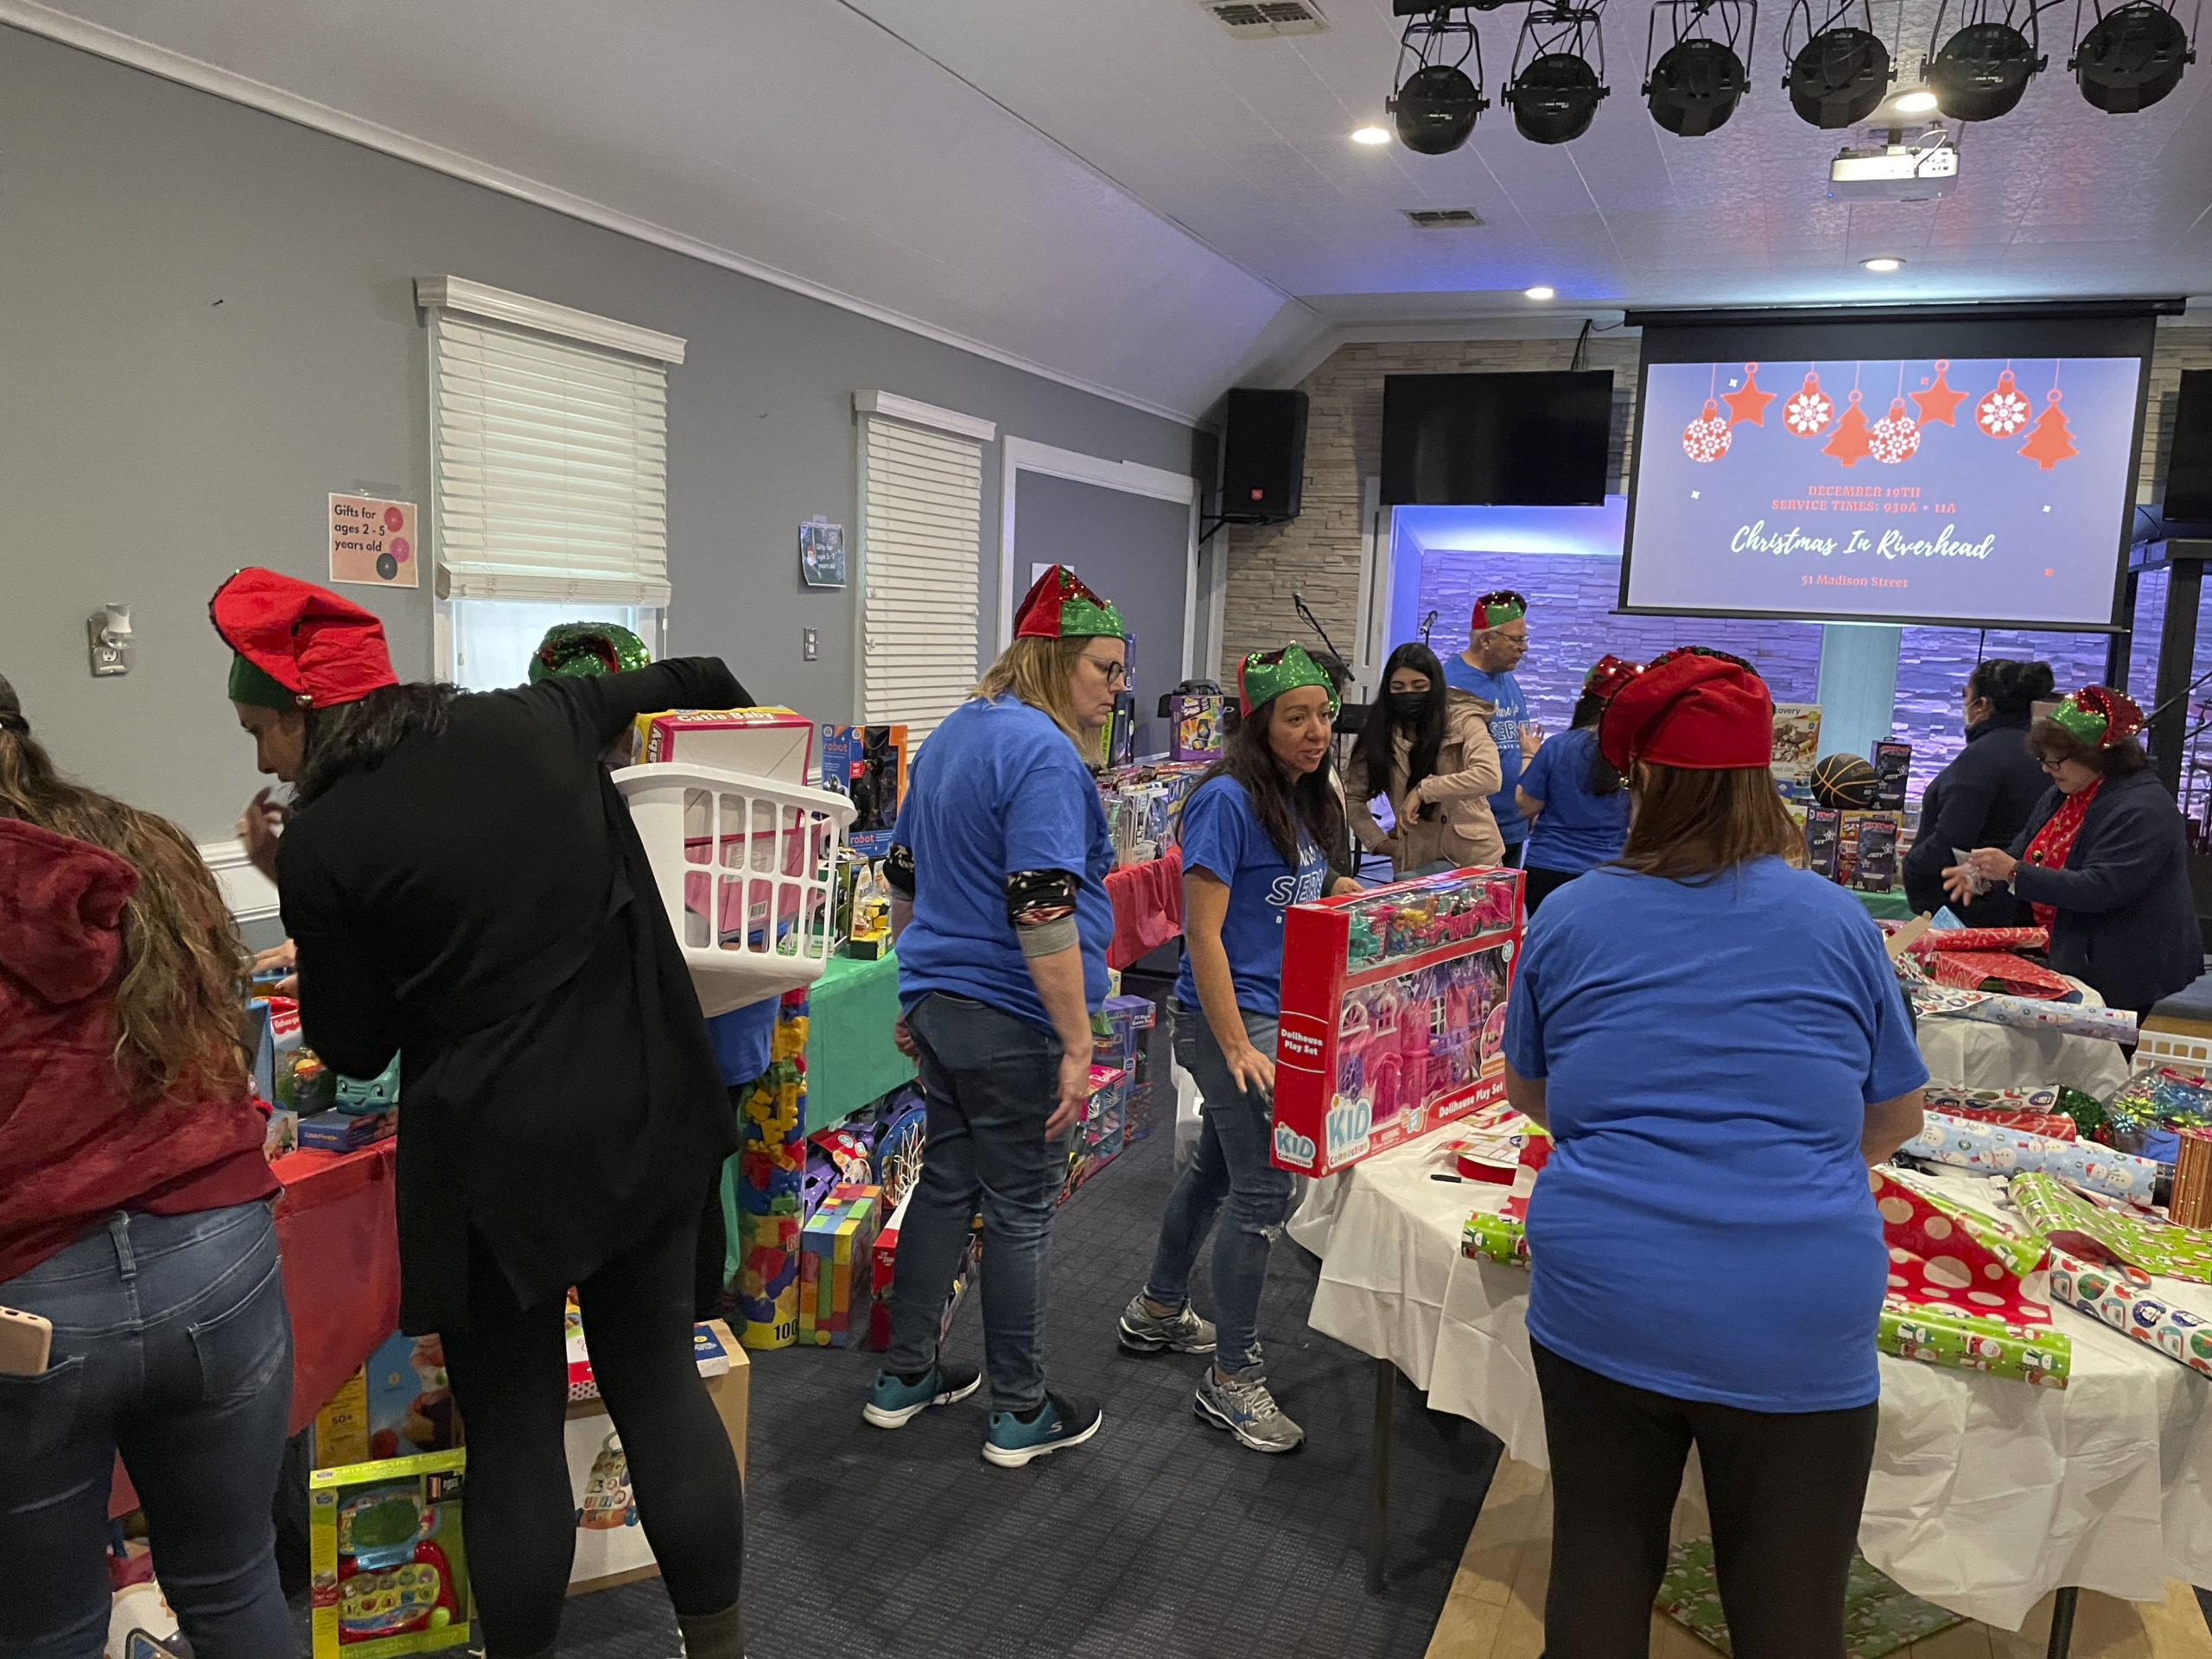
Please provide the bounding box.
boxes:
[1271,868,1524,1178]
[634,708,814,785]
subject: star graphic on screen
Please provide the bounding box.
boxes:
[1722,376,1776,426]
[1910,362,1968,427]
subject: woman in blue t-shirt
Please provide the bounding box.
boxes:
[1503,648,1926,1656]
[864,566,1122,1469]
[1514,655,1639,914]
[1118,645,1359,1454]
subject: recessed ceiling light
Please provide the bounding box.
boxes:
[1861,256,1904,271]
[1525,284,1556,300]
[1892,87,1941,112]
[1351,124,1393,144]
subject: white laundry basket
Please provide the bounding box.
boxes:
[614,761,857,1017]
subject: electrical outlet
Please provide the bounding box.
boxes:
[803,627,818,662]
[87,606,133,677]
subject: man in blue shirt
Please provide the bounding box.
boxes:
[1440,589,1538,866]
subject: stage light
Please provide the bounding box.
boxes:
[1893,86,1941,109]
[1862,255,1904,270]
[1387,7,1491,154]
[1643,0,1758,136]
[1352,124,1394,143]
[2069,0,2195,112]
[1921,0,2047,121]
[1505,5,1611,143]
[1526,284,1557,298]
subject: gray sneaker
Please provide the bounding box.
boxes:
[1117,1294,1217,1355]
[1193,1367,1305,1453]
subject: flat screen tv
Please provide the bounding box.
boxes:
[1620,308,2160,632]
[1381,371,1614,506]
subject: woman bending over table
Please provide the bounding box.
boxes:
[1503,647,1926,1659]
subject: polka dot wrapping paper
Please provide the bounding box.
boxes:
[2008,1170,2212,1284]
[1873,1167,2071,1388]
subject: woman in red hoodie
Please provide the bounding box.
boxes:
[0,672,293,1659]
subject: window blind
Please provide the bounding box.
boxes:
[429,309,671,605]
[859,414,985,743]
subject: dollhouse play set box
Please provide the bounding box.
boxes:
[1270,868,1524,1178]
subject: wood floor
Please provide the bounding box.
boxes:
[1424,1456,2212,1659]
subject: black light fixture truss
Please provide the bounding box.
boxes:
[2068,0,2197,111]
[1783,0,1896,125]
[1389,7,1492,152]
[1506,2,1612,143]
[1643,0,1758,133]
[1923,0,2050,118]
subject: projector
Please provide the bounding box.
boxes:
[1828,131,1959,200]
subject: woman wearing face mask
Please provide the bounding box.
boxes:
[1345,642,1503,878]
[1117,645,1361,1454]
[1945,686,2198,1019]
[1900,658,2055,925]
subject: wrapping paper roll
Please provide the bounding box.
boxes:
[1909,983,2139,1044]
[1906,1111,2160,1198]
[1878,1301,2070,1388]
[2008,1171,2212,1284]
[2046,1249,2212,1377]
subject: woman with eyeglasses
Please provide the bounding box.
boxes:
[1345,641,1504,878]
[1900,659,2054,926]
[1945,686,2199,1020]
[865,566,1122,1468]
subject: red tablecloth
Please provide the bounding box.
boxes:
[110,1140,399,1516]
[1105,849,1183,970]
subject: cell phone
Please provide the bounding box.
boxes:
[0,1306,53,1375]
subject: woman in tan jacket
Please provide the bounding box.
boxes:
[1346,642,1506,876]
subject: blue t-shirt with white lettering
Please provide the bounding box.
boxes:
[1173,776,1330,1018]
[892,696,1113,1035]
[1503,857,1927,1412]
[1519,728,1631,874]
[1441,658,1529,844]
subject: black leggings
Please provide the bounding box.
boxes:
[1521,864,1581,914]
[442,1205,744,1657]
[1532,1339,1877,1659]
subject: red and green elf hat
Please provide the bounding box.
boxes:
[2050,685,2145,749]
[1581,654,1644,704]
[529,621,652,682]
[1471,589,1528,631]
[1014,564,1124,640]
[1238,644,1340,717]
[210,568,398,710]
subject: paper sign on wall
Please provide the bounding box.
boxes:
[329,494,419,588]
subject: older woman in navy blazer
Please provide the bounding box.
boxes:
[1948,687,2200,1018]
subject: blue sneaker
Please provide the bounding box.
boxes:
[862,1363,982,1429]
[982,1392,1103,1468]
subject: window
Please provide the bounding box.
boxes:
[446,598,658,693]
[855,391,996,744]
[418,276,684,609]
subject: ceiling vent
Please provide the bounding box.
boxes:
[1403,207,1487,227]
[1201,2,1331,39]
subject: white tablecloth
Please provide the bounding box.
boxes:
[1306,1127,2212,1631]
[1915,976,2132,1098]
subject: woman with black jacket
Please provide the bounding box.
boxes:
[1948,686,2201,1019]
[208,569,751,1659]
[1903,659,2056,924]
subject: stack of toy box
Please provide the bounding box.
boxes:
[1060,1064,1129,1202]
[799,1183,881,1346]
[867,1195,979,1353]
[733,993,809,1349]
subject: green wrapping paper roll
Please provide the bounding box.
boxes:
[1879,1301,2071,1388]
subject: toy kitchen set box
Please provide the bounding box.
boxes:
[1270,868,1522,1177]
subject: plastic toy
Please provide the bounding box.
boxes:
[309,1452,470,1659]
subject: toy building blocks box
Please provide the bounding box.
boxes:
[799,1183,880,1346]
[633,707,814,785]
[1272,868,1523,1178]
[308,1450,471,1659]
[820,725,907,858]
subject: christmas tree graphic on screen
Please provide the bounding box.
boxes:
[1632,353,2140,628]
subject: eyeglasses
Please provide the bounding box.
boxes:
[2037,753,2067,772]
[1082,655,1128,688]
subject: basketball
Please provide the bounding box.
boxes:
[1809,753,1880,810]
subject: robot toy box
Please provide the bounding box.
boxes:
[820,724,906,858]
[1271,868,1523,1177]
[309,1450,470,1659]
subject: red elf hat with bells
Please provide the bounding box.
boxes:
[209,567,399,709]
[1598,648,1774,772]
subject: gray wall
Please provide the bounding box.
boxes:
[0,27,1203,843]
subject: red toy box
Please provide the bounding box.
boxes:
[1271,868,1523,1177]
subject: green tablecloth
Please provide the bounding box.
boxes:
[804,950,914,1128]
[1853,887,1916,921]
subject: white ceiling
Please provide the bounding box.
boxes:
[9,0,2210,422]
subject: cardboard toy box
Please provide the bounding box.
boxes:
[632,707,814,785]
[1871,739,1913,812]
[798,1184,880,1346]
[313,1332,461,1470]
[1272,868,1524,1177]
[1770,703,1823,780]
[1167,693,1226,763]
[1098,994,1159,1144]
[819,725,907,858]
[308,1451,472,1659]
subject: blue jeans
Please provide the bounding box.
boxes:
[885,993,1067,1414]
[1143,1000,1294,1376]
[0,1202,294,1659]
